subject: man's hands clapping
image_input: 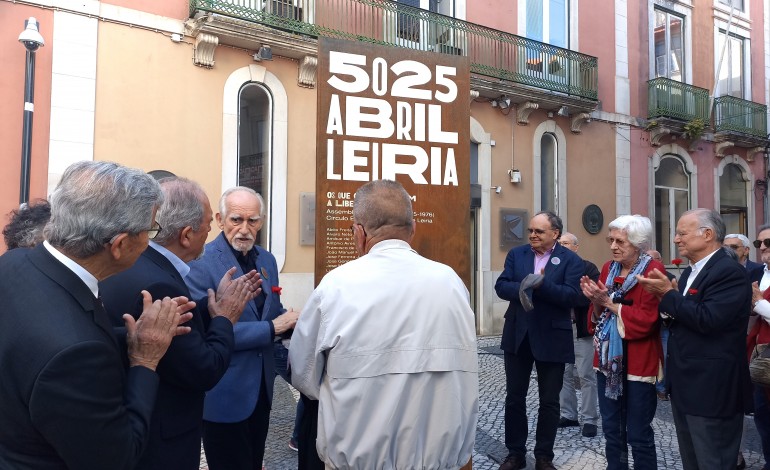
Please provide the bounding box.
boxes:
[124,290,195,371]
[208,267,262,324]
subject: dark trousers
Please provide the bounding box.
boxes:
[597,373,657,470]
[504,335,565,461]
[297,394,324,470]
[754,386,770,467]
[671,401,742,470]
[202,383,271,470]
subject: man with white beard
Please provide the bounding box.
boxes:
[187,186,299,470]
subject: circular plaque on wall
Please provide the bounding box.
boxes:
[582,204,604,235]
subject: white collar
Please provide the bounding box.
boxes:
[43,240,99,298]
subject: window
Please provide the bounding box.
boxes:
[716,30,746,98]
[718,0,744,12]
[540,133,558,213]
[397,0,422,43]
[238,83,273,249]
[719,163,748,235]
[397,0,454,46]
[525,0,567,47]
[654,8,685,81]
[654,155,691,262]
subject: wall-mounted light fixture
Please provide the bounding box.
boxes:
[507,169,521,184]
[557,106,569,117]
[491,186,502,194]
[253,45,272,61]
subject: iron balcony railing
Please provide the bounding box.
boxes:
[714,95,767,139]
[190,0,599,100]
[647,77,710,123]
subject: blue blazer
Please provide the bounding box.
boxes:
[659,248,752,418]
[186,233,285,423]
[495,243,583,363]
[100,246,235,470]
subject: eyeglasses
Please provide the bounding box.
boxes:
[528,228,553,235]
[103,221,162,244]
[675,226,711,238]
[724,244,742,251]
[606,236,629,247]
[754,239,770,248]
[147,221,162,240]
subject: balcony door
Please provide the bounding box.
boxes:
[396,0,458,53]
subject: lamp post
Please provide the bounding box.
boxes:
[18,17,45,205]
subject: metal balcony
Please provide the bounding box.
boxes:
[714,95,767,141]
[189,0,598,101]
[647,77,710,123]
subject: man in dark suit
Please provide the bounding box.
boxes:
[556,231,600,438]
[100,177,259,470]
[0,161,193,469]
[187,186,299,470]
[639,208,752,470]
[495,211,584,470]
[724,233,764,283]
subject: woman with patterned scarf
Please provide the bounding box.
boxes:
[580,215,665,470]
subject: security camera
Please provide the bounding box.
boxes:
[492,186,502,194]
[18,17,45,52]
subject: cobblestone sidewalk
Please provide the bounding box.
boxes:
[200,335,766,469]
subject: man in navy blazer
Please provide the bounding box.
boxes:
[639,209,752,470]
[495,211,583,470]
[0,161,192,469]
[724,233,764,283]
[100,178,258,470]
[187,187,299,470]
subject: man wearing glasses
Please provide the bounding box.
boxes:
[495,211,584,470]
[290,179,478,469]
[100,177,260,470]
[638,209,752,470]
[0,161,194,469]
[187,186,299,470]
[724,233,764,283]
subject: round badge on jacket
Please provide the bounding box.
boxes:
[551,257,561,265]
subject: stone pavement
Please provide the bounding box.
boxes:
[201,335,767,469]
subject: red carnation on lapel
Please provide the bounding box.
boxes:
[687,288,698,295]
[272,286,282,295]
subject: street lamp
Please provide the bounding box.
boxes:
[18,17,45,205]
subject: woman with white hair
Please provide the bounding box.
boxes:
[580,215,665,470]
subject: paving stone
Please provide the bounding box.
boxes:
[198,335,766,469]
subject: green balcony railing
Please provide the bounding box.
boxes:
[647,77,710,123]
[714,95,767,139]
[190,0,599,100]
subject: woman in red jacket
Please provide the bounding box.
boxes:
[581,215,664,470]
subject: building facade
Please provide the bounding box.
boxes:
[1,0,767,334]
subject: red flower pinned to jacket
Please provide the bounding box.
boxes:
[613,276,625,287]
[687,288,698,295]
[271,286,282,295]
